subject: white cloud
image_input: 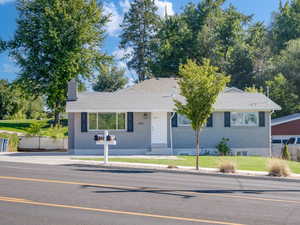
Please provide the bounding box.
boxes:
[154,0,175,17]
[0,0,14,4]
[103,3,123,37]
[120,0,131,14]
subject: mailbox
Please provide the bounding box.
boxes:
[95,134,116,145]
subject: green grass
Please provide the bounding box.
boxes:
[78,156,300,174]
[0,119,68,137]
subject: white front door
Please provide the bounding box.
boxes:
[151,112,168,145]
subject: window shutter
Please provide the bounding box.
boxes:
[224,112,231,127]
[171,113,178,127]
[81,112,88,132]
[259,112,265,127]
[127,112,134,132]
[207,114,213,127]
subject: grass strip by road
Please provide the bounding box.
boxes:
[1,175,300,205]
[0,195,244,225]
[77,156,300,174]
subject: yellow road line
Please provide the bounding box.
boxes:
[0,196,243,225]
[0,175,299,205]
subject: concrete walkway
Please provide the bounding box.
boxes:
[1,152,300,181]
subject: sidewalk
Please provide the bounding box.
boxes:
[1,152,300,182]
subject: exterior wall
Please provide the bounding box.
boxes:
[68,113,75,153]
[72,112,151,155]
[272,119,300,135]
[172,112,271,156]
[69,111,271,156]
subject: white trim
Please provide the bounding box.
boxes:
[272,117,300,126]
[87,112,127,132]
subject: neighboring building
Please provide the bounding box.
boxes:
[272,113,300,145]
[66,78,280,156]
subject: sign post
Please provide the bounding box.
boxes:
[94,131,116,164]
[104,130,109,164]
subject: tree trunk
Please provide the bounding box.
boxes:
[195,129,200,170]
[54,112,60,126]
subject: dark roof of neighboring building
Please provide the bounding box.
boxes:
[272,113,300,126]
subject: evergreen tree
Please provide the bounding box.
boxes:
[120,0,160,81]
[271,0,300,52]
[92,62,127,92]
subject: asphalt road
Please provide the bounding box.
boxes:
[0,161,300,225]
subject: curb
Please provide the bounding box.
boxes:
[70,160,300,183]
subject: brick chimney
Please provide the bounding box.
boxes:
[67,79,77,101]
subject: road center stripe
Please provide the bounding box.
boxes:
[0,175,299,205]
[0,196,243,225]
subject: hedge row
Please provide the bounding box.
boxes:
[0,133,19,152]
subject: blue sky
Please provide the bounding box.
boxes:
[0,0,286,81]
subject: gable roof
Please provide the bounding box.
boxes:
[272,113,300,126]
[66,78,281,112]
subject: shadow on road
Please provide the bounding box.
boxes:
[63,164,157,174]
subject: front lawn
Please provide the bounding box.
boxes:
[78,156,300,174]
[0,119,68,137]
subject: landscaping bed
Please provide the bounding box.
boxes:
[77,156,300,174]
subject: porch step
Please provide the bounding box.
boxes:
[147,148,173,155]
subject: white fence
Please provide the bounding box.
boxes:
[19,136,68,150]
[272,144,300,161]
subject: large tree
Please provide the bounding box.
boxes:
[175,59,229,170]
[9,0,109,124]
[266,74,300,118]
[92,62,127,92]
[273,38,300,97]
[120,0,160,81]
[271,0,300,53]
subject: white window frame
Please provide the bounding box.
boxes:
[88,112,127,131]
[231,112,259,127]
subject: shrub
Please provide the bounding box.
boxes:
[167,165,178,169]
[216,138,231,156]
[218,160,236,173]
[26,123,42,136]
[267,158,291,177]
[0,133,19,152]
[46,125,66,139]
[281,144,291,160]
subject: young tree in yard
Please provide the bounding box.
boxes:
[92,62,127,92]
[9,0,109,125]
[120,0,160,81]
[175,59,230,170]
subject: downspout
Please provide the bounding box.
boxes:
[169,112,175,155]
[269,110,274,157]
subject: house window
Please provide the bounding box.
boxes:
[177,114,191,126]
[177,114,212,127]
[272,139,282,144]
[231,112,258,127]
[88,112,126,130]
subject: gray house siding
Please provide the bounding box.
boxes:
[72,112,151,155]
[69,111,271,156]
[172,112,270,156]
